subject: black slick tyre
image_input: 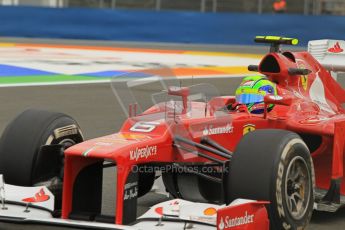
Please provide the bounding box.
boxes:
[228,129,314,230]
[0,109,84,208]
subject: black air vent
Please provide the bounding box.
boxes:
[283,52,296,63]
[260,55,280,73]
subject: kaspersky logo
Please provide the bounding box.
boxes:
[218,212,254,230]
[130,145,157,161]
[328,42,344,53]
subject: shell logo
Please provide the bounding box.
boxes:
[204,207,217,216]
[155,207,163,216]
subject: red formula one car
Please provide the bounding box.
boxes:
[1,36,345,230]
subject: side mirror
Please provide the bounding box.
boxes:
[168,86,190,97]
[168,86,190,114]
[264,94,293,106]
[263,94,292,119]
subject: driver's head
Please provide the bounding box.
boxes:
[235,76,277,114]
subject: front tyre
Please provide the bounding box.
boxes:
[0,109,84,209]
[228,129,314,230]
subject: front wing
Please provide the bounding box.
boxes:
[0,182,269,230]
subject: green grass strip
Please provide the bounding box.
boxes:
[0,75,107,84]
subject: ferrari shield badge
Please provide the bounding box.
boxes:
[298,63,308,91]
[243,124,255,135]
[301,75,308,91]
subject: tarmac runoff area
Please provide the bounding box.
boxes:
[0,37,344,230]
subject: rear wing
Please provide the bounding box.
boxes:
[308,39,345,104]
[308,39,345,73]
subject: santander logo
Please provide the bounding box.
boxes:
[218,211,254,230]
[22,188,50,203]
[328,42,344,53]
[203,124,233,136]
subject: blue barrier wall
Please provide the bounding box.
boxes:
[0,6,344,46]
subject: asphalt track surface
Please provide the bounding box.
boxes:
[0,38,344,230]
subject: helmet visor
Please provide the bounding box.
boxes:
[236,93,264,104]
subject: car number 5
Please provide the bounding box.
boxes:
[130,121,160,133]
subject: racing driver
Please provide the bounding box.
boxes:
[233,76,277,114]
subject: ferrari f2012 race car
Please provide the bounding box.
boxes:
[1,36,345,230]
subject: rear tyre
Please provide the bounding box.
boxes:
[228,129,314,230]
[0,109,84,208]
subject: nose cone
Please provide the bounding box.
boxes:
[64,131,173,164]
[65,133,154,159]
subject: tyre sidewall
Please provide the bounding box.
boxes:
[270,139,315,230]
[0,110,83,186]
[32,116,83,184]
[228,130,315,230]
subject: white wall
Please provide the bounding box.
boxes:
[0,0,64,7]
[1,0,19,5]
